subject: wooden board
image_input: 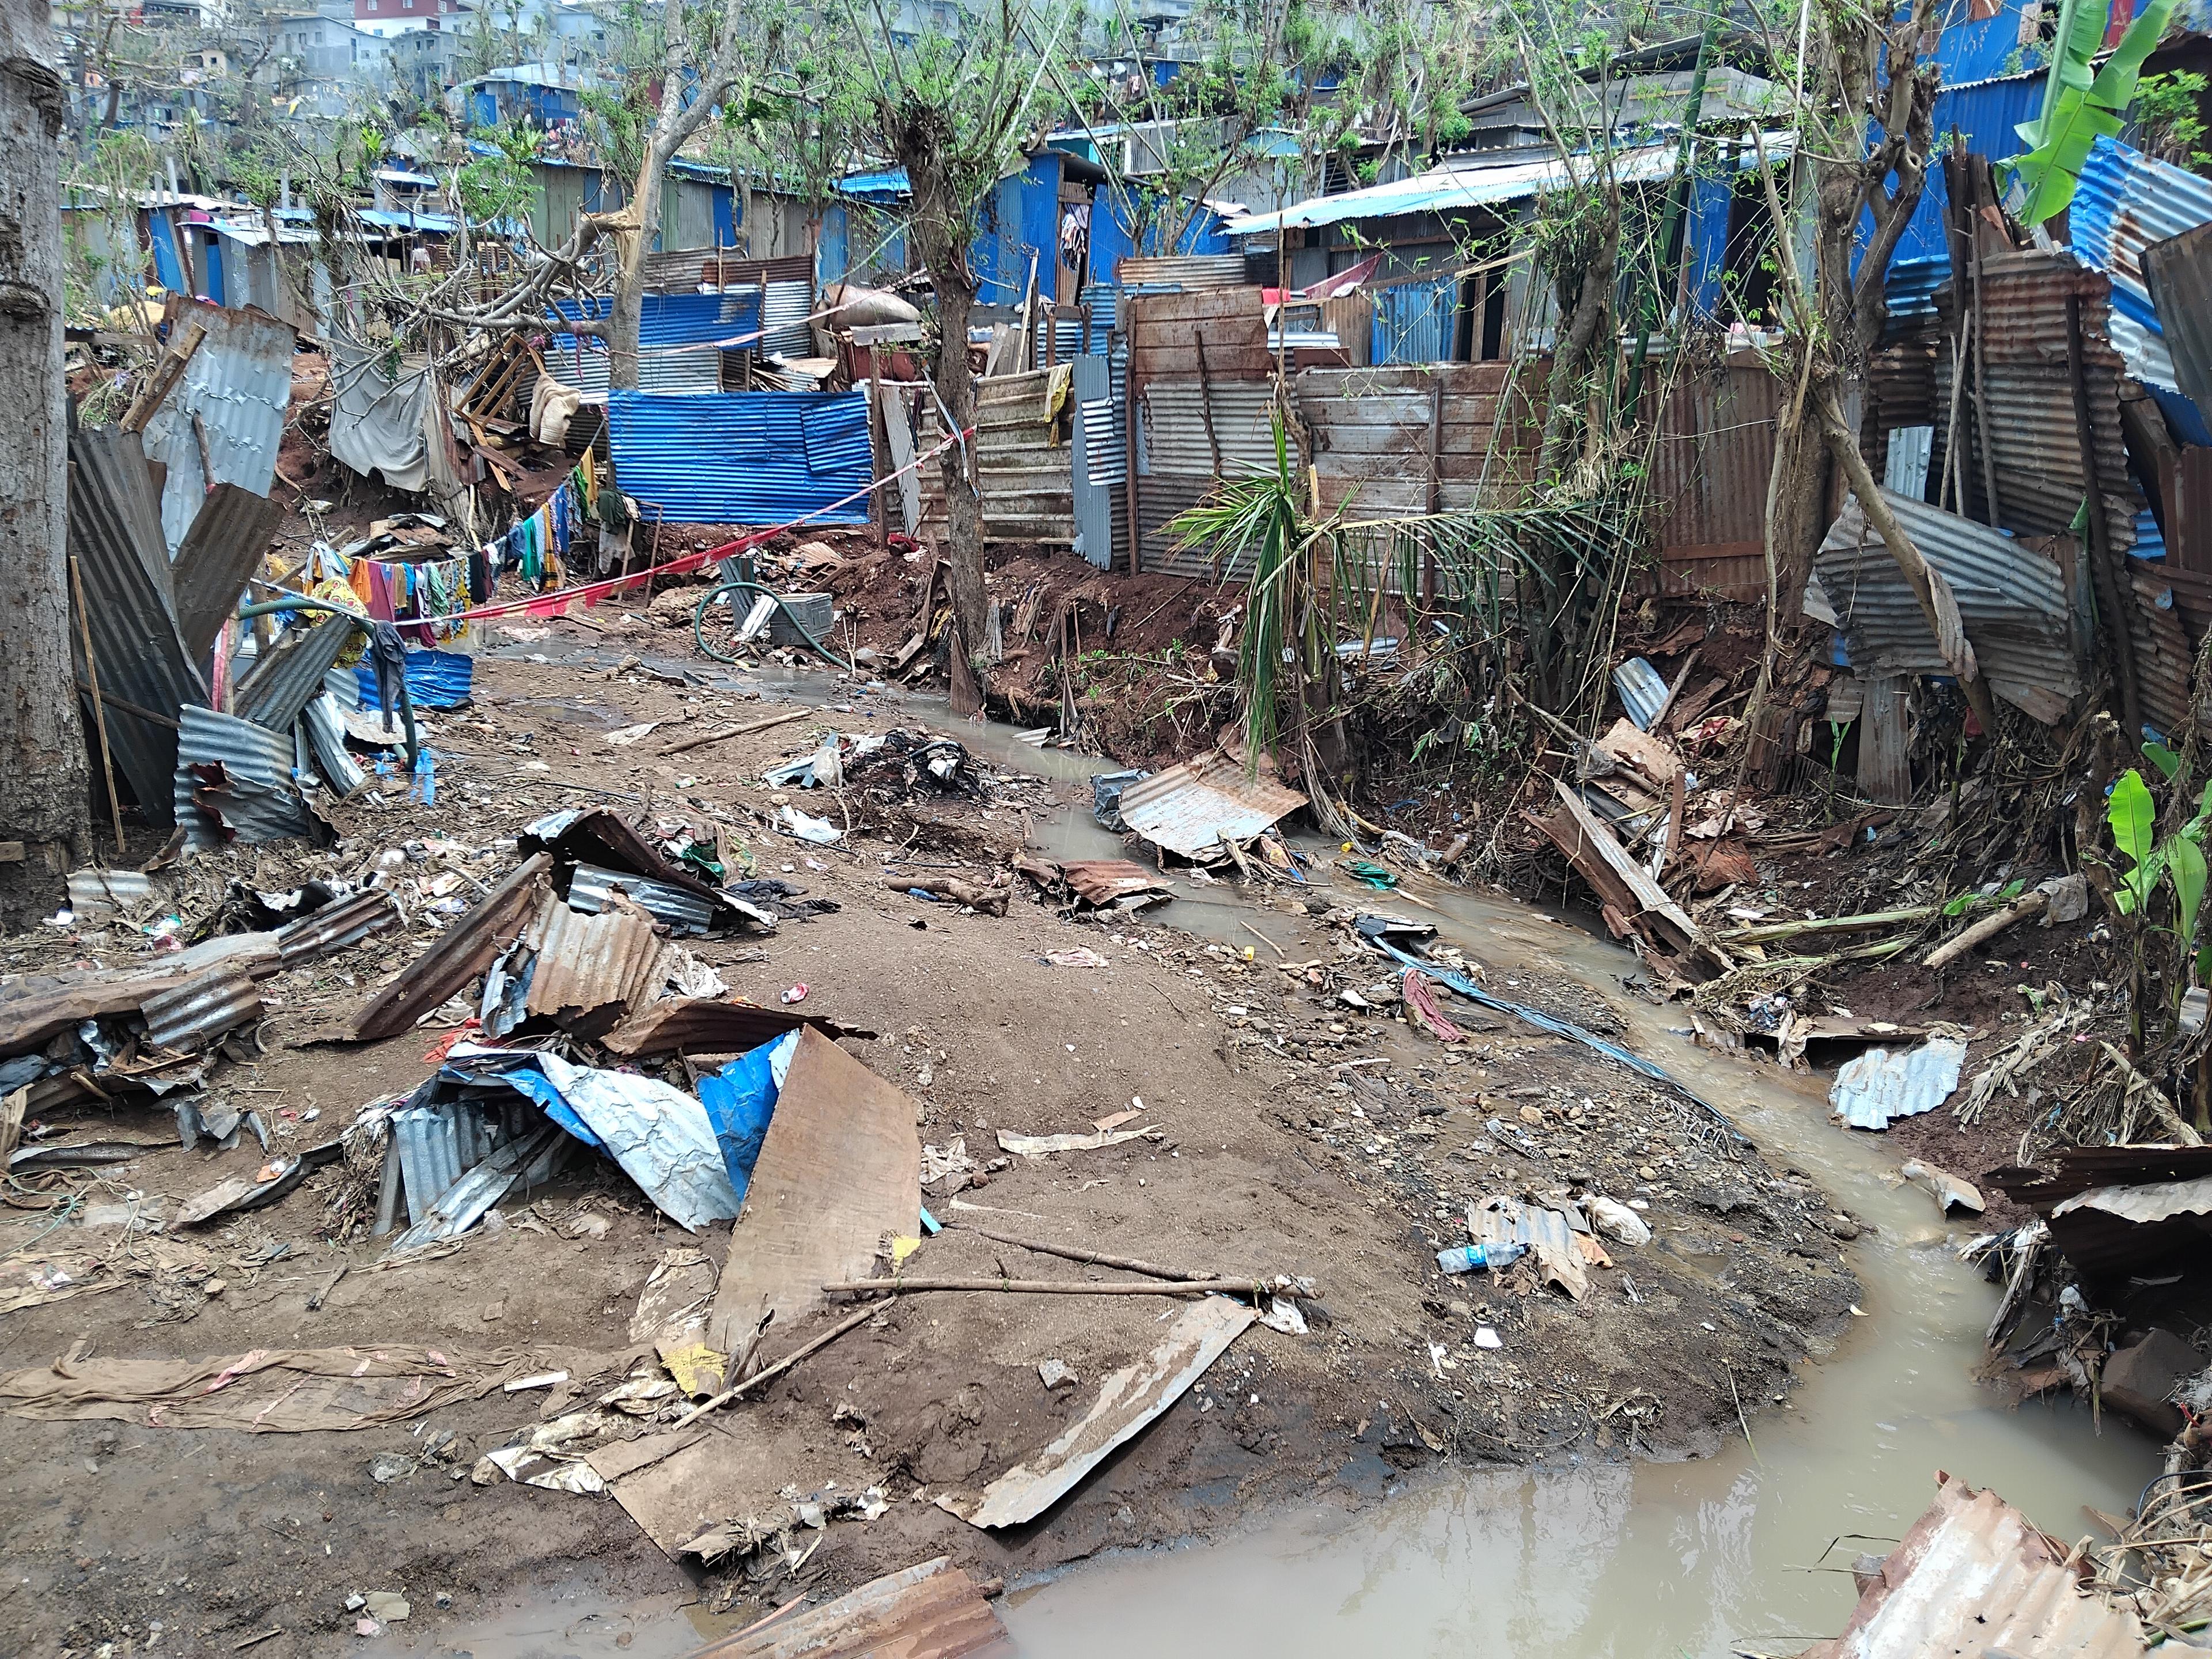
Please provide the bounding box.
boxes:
[687,1557,1009,1659]
[707,1028,921,1351]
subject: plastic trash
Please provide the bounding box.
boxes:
[776,804,842,844]
[1091,768,1150,832]
[410,746,437,806]
[1435,1241,1529,1275]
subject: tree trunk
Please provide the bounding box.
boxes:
[0,11,91,915]
[1537,212,1617,481]
[604,137,668,394]
[932,275,989,656]
[1767,402,1828,620]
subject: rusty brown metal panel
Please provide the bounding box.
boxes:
[350,853,554,1042]
[1804,1475,2145,1658]
[2173,446,2212,574]
[504,896,666,1034]
[171,484,286,663]
[1642,357,1783,602]
[2128,559,2196,735]
[274,889,402,969]
[972,370,1074,545]
[1116,753,1307,858]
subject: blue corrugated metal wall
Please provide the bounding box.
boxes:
[551,290,763,344]
[605,390,873,524]
[1683,173,1732,315]
[819,204,848,284]
[1371,272,1459,363]
[1885,71,2048,268]
[148,209,183,291]
[1088,192,1230,283]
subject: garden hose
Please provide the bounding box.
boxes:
[693,580,858,673]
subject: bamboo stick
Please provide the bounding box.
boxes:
[1714,905,1936,945]
[1925,891,2050,971]
[656,704,810,756]
[824,1277,1255,1297]
[955,1225,1214,1282]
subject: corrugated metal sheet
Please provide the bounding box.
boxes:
[65,425,204,825]
[605,390,872,525]
[763,277,813,358]
[140,965,264,1054]
[351,854,554,1043]
[1880,255,1949,342]
[1815,489,2082,721]
[66,868,153,919]
[274,888,400,968]
[1804,1474,2146,1658]
[1116,255,1247,288]
[1372,271,1459,365]
[2145,220,2212,412]
[139,303,295,556]
[552,290,764,347]
[482,895,665,1037]
[236,615,355,732]
[1828,1036,1967,1131]
[1070,350,1126,570]
[1971,252,2143,555]
[301,693,365,797]
[567,862,714,934]
[540,336,721,397]
[1138,380,1278,475]
[2128,560,2195,736]
[173,704,313,848]
[171,484,285,661]
[601,995,822,1059]
[2072,137,2212,402]
[1118,753,1308,858]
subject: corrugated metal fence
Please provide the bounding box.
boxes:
[605,389,873,525]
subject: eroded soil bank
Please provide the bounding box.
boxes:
[0,619,1865,1657]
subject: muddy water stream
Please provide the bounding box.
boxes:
[464,653,2159,1655]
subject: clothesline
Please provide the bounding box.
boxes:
[388,421,969,628]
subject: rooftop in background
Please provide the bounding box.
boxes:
[459,60,589,89]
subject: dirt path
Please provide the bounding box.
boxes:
[0,620,1858,1656]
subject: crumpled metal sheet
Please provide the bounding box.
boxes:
[235,614,357,733]
[173,705,315,849]
[1829,1036,1968,1131]
[566,864,715,936]
[140,302,296,556]
[1803,1473,2145,1658]
[272,889,400,969]
[445,1046,743,1233]
[1814,488,2082,722]
[300,693,366,797]
[140,965,264,1054]
[1118,753,1308,859]
[480,895,666,1039]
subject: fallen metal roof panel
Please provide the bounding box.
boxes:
[173,704,315,849]
[2145,220,2212,413]
[236,615,357,733]
[138,303,295,556]
[274,888,401,968]
[1803,1474,2146,1658]
[483,895,666,1038]
[65,425,205,825]
[140,965,264,1054]
[1813,488,2082,721]
[1827,1036,1968,1131]
[171,484,286,663]
[1118,753,1308,858]
[679,1558,1007,1659]
[300,693,366,797]
[600,995,859,1059]
[2072,135,2212,392]
[566,863,714,935]
[350,854,554,1042]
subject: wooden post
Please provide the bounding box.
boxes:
[1193,328,1224,477]
[866,351,890,545]
[70,555,126,856]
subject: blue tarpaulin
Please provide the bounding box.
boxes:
[356,647,475,711]
[697,1031,798,1202]
[605,389,874,525]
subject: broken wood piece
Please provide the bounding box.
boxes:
[1543,781,1705,957]
[1923,891,2050,971]
[1717,906,1937,946]
[887,876,1009,915]
[997,1126,1162,1156]
[823,1277,1256,1297]
[935,1297,1256,1529]
[953,1225,1213,1283]
[119,319,206,434]
[656,705,810,757]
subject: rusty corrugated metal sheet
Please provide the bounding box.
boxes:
[600,995,845,1059]
[65,425,204,827]
[2127,560,2195,736]
[1813,487,2084,721]
[139,302,296,555]
[171,484,285,662]
[1803,1474,2146,1658]
[350,854,554,1042]
[2172,446,2212,575]
[2145,221,2212,411]
[1116,254,1249,289]
[567,863,715,935]
[1975,252,2143,554]
[1645,356,1781,600]
[274,889,401,969]
[680,1556,1007,1658]
[483,895,665,1037]
[1118,753,1308,858]
[1990,1145,2212,1274]
[140,965,264,1054]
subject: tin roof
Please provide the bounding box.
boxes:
[2071,136,2212,401]
[171,484,286,664]
[1118,752,1308,858]
[1827,1036,1968,1131]
[482,894,666,1038]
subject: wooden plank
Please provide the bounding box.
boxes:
[1857,675,1913,804]
[881,383,921,534]
[1551,780,1705,954]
